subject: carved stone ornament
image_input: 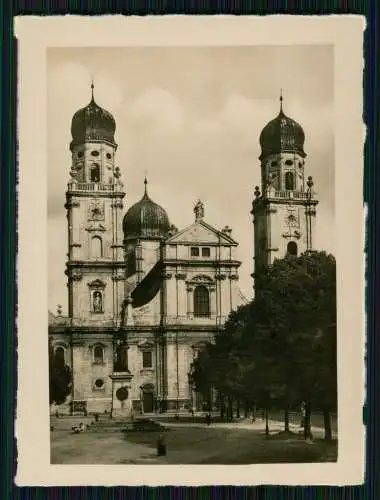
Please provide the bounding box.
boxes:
[215,273,227,280]
[88,199,105,221]
[229,274,239,280]
[88,279,106,290]
[282,229,302,240]
[86,223,106,232]
[137,340,155,351]
[112,274,125,282]
[175,273,187,280]
[190,275,213,283]
[70,271,83,281]
[285,205,300,229]
[65,200,80,209]
[161,273,172,280]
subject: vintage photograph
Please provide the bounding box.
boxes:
[47,44,338,465]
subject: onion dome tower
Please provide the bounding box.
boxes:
[65,83,125,324]
[251,92,318,280]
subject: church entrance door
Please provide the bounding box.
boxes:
[143,391,154,413]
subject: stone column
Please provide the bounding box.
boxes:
[209,285,216,317]
[70,336,86,414]
[186,285,194,317]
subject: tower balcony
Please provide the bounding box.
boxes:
[270,190,312,200]
[67,182,125,194]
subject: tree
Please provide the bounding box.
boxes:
[191,251,337,440]
[49,338,72,406]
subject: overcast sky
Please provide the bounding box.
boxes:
[47,45,335,314]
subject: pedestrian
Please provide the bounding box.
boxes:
[300,401,306,428]
[157,433,166,456]
[205,413,211,426]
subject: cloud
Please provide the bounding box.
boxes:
[125,87,183,136]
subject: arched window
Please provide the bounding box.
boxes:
[91,236,103,259]
[94,345,104,365]
[287,241,298,256]
[54,346,65,369]
[194,286,210,317]
[90,163,100,183]
[285,171,294,190]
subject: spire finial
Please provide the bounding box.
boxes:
[279,88,284,113]
[90,78,95,102]
[144,172,148,195]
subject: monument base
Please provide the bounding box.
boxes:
[109,371,133,418]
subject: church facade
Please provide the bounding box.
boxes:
[49,86,246,415]
[49,88,318,416]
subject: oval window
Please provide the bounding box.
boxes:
[270,160,278,167]
[91,150,100,157]
[106,153,112,159]
[77,151,83,158]
[285,159,293,166]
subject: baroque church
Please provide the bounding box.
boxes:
[48,87,318,416]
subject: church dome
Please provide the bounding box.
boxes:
[259,97,306,160]
[70,84,116,150]
[123,180,171,240]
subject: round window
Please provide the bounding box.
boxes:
[285,159,293,166]
[95,379,104,389]
[106,153,112,159]
[91,150,100,157]
[116,387,129,401]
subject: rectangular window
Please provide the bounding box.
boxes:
[142,351,153,368]
[202,247,211,257]
[191,247,199,257]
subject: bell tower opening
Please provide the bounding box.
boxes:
[90,163,100,183]
[285,171,295,191]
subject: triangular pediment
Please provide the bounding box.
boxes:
[166,220,237,245]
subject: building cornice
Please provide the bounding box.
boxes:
[162,259,241,268]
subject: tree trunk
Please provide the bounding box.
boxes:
[227,397,233,422]
[220,400,225,420]
[236,399,240,418]
[244,400,249,418]
[303,401,313,440]
[284,404,290,432]
[323,407,332,441]
[252,404,257,423]
[265,407,269,436]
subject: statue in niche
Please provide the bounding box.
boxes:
[93,291,103,313]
